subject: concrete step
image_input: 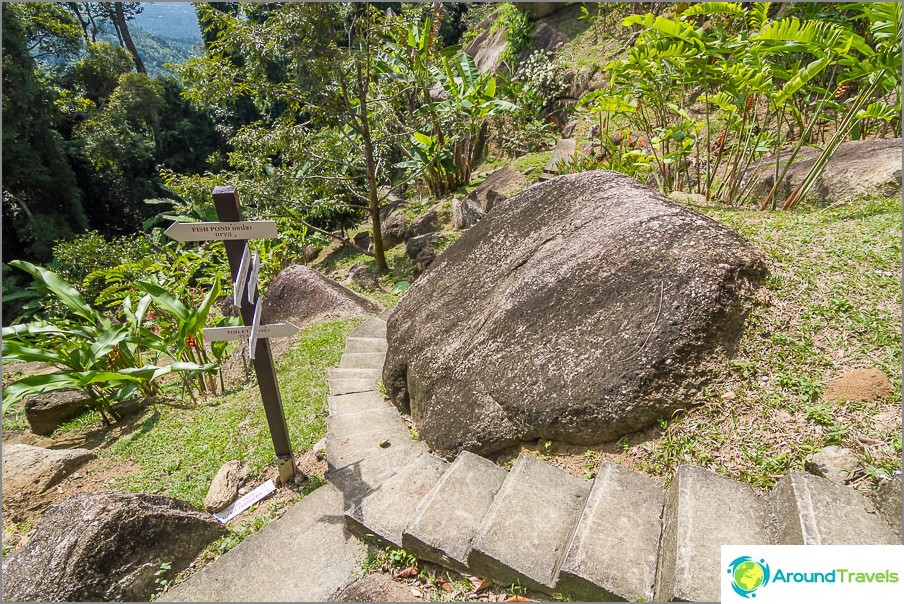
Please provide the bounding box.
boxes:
[160,483,365,602]
[338,352,385,370]
[328,367,382,381]
[346,452,449,548]
[351,317,387,339]
[769,470,899,544]
[328,391,391,416]
[325,420,411,471]
[556,462,664,602]
[468,454,591,594]
[402,451,508,573]
[326,407,407,441]
[655,465,769,603]
[870,472,902,541]
[345,337,388,354]
[329,378,379,396]
[327,440,430,509]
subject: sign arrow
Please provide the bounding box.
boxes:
[165,220,278,242]
[248,298,263,359]
[233,243,250,307]
[247,251,261,304]
[203,323,300,342]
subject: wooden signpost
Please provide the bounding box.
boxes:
[165,186,299,483]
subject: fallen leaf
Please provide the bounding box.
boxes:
[474,578,493,593]
[722,390,736,400]
[397,566,419,579]
[440,581,453,593]
[379,438,391,448]
[504,597,534,602]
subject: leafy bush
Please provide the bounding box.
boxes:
[51,231,151,287]
[2,261,217,422]
[494,3,534,65]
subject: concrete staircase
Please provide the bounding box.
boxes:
[325,316,903,602]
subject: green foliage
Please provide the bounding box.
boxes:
[594,2,902,205]
[2,3,85,261]
[495,3,534,65]
[2,261,219,421]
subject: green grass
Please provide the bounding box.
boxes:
[623,195,902,489]
[100,318,360,506]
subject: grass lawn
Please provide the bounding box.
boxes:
[100,317,361,505]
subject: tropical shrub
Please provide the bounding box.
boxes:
[1,261,216,422]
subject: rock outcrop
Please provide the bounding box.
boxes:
[2,492,225,602]
[383,171,767,456]
[745,138,902,205]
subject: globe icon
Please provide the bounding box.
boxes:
[733,560,765,592]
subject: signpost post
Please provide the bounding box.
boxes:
[165,185,299,484]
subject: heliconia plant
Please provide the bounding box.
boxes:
[1,261,221,424]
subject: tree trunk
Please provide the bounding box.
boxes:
[356,30,388,272]
[113,3,145,73]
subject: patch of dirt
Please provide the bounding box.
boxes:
[824,367,894,403]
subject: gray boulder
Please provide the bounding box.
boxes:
[25,389,89,435]
[260,265,382,327]
[2,444,94,510]
[465,165,531,213]
[746,138,902,205]
[2,491,225,602]
[383,171,767,456]
[204,460,246,513]
[406,233,446,278]
[452,197,485,230]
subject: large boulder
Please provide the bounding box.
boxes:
[745,138,902,205]
[260,265,382,327]
[465,11,507,74]
[24,389,90,436]
[2,444,94,515]
[383,171,767,456]
[465,165,531,213]
[2,491,225,602]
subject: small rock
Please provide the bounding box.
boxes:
[347,263,381,292]
[353,231,372,252]
[668,191,708,206]
[24,389,90,436]
[381,212,411,249]
[2,444,94,505]
[303,244,321,263]
[452,197,485,230]
[824,368,893,403]
[561,120,577,138]
[406,233,446,276]
[407,203,443,238]
[312,437,327,461]
[204,460,246,513]
[805,446,860,484]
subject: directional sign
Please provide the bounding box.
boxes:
[248,299,264,359]
[165,220,278,242]
[247,252,261,304]
[233,244,250,307]
[203,323,300,342]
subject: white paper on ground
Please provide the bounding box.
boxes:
[213,479,276,523]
